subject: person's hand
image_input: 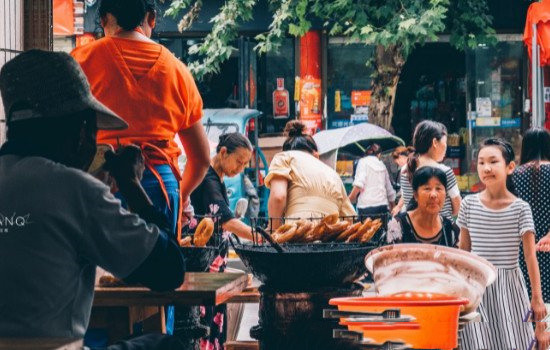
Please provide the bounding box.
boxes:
[532,296,548,322]
[182,198,194,226]
[536,233,550,252]
[536,322,550,350]
[391,206,400,217]
[103,145,145,186]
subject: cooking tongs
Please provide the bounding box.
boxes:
[255,226,285,253]
[323,308,415,323]
[333,329,411,350]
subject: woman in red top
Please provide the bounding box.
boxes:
[72,0,210,236]
[71,0,210,339]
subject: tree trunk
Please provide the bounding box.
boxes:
[369,45,405,130]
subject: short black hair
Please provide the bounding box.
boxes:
[99,0,155,31]
[412,166,448,192]
[216,132,252,154]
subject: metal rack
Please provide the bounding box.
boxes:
[248,212,390,247]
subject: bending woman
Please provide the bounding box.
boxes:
[266,120,356,227]
[190,132,254,348]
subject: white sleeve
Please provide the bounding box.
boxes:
[384,169,396,202]
[352,159,367,189]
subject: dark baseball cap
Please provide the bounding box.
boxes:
[0,49,128,130]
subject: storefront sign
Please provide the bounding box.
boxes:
[351,90,371,107]
[300,76,322,131]
[476,117,500,127]
[469,117,521,128]
[475,97,492,118]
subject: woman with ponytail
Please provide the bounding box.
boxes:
[265,120,356,227]
[391,120,461,220]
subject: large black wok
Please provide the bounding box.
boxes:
[229,236,376,290]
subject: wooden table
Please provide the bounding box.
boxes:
[90,272,247,343]
[93,272,248,307]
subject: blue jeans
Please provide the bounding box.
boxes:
[141,165,179,335]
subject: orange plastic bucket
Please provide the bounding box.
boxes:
[340,321,421,345]
[330,292,468,349]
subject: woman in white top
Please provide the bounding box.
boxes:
[391,120,461,220]
[349,143,396,217]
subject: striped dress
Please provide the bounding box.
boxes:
[458,194,536,350]
[399,163,460,220]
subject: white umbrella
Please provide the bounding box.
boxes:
[313,123,405,157]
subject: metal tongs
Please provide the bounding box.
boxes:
[323,308,415,323]
[255,226,285,253]
[333,329,410,350]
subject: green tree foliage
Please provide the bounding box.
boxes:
[167,0,495,128]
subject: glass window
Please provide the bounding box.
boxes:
[463,41,526,192]
[258,38,295,134]
[327,42,375,129]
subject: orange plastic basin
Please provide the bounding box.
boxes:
[341,321,421,346]
[330,292,468,349]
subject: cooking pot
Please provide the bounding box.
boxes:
[365,244,496,314]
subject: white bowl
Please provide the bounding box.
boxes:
[365,244,497,314]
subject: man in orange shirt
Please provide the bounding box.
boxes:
[71,0,210,338]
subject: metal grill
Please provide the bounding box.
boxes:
[0,0,25,145]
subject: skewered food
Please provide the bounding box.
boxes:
[270,214,382,244]
[336,222,362,241]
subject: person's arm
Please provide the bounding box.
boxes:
[392,197,404,216]
[445,169,461,217]
[349,186,361,204]
[524,231,546,322]
[458,227,471,251]
[536,231,550,252]
[384,169,397,210]
[97,146,184,290]
[178,122,211,201]
[450,196,461,217]
[268,176,288,229]
[104,146,171,233]
[223,218,253,241]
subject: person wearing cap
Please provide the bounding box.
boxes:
[0,50,186,349]
[71,0,210,243]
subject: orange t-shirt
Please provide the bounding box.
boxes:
[71,37,203,164]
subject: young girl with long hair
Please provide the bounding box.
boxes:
[459,138,547,349]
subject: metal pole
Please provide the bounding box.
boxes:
[531,24,538,126]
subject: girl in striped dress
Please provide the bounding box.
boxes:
[458,138,547,349]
